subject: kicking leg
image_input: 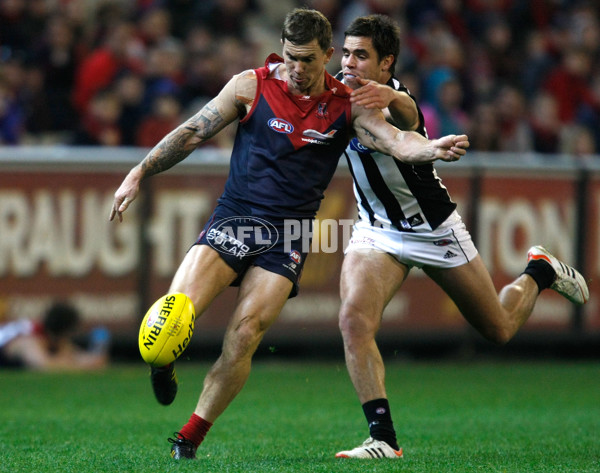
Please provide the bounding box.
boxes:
[171,266,293,459]
[150,245,239,406]
[424,246,588,344]
[425,255,537,343]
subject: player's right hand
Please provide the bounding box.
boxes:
[350,78,397,109]
[109,172,141,222]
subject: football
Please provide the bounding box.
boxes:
[138,293,195,367]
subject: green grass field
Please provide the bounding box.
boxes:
[1,360,598,473]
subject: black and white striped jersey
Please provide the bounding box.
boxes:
[338,73,457,232]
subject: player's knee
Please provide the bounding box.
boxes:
[338,303,378,341]
[237,313,265,336]
[226,315,266,356]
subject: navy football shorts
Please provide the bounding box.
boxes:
[195,204,312,298]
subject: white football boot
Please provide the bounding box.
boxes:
[335,437,403,459]
[527,246,589,304]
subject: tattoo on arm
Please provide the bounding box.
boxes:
[190,100,227,138]
[361,127,377,143]
[139,99,228,177]
[140,133,192,177]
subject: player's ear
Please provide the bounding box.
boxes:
[324,46,335,64]
[381,54,394,73]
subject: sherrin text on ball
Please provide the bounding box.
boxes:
[138,293,195,367]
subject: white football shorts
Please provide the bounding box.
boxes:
[345,210,478,269]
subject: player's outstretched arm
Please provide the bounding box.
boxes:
[352,105,469,164]
[109,71,256,222]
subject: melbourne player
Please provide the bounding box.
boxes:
[110,8,469,460]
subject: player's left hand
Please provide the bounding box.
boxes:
[350,78,397,109]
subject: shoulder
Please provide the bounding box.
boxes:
[255,53,284,79]
[233,69,258,85]
[234,52,283,85]
[222,69,258,108]
[326,72,352,98]
[393,78,419,103]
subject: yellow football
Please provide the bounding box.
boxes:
[138,293,195,367]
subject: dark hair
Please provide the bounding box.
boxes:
[344,15,401,74]
[43,302,80,337]
[281,8,332,52]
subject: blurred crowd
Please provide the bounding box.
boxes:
[0,0,599,156]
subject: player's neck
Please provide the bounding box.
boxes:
[379,72,392,85]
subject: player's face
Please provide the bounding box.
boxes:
[341,36,392,89]
[282,38,334,96]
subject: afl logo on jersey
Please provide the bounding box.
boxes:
[268,118,294,134]
[349,137,374,153]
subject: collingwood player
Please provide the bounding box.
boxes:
[334,15,589,459]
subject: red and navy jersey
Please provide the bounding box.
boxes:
[220,54,353,219]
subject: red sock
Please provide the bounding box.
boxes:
[178,413,213,448]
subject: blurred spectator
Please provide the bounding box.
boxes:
[74,89,122,146]
[561,124,597,159]
[136,93,182,147]
[137,7,174,47]
[180,27,224,101]
[20,63,53,139]
[161,0,207,39]
[72,21,144,115]
[195,0,257,39]
[142,41,185,111]
[0,0,29,52]
[307,0,344,34]
[578,73,600,151]
[436,0,470,45]
[399,71,440,138]
[0,75,23,144]
[543,46,598,124]
[567,2,600,56]
[31,14,80,134]
[495,85,533,153]
[22,0,51,49]
[115,71,146,145]
[436,77,469,136]
[420,17,464,107]
[467,102,499,151]
[529,91,561,154]
[217,36,257,87]
[520,30,554,98]
[481,18,520,84]
[0,302,110,371]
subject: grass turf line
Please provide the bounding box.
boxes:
[0,361,598,473]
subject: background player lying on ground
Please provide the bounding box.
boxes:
[0,302,110,371]
[109,8,469,460]
[331,14,589,460]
